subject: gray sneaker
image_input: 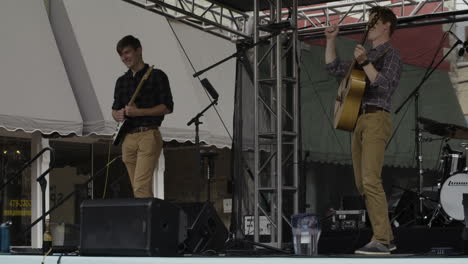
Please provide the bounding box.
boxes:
[388,241,397,252]
[355,241,390,255]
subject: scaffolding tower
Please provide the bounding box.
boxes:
[253,0,300,248]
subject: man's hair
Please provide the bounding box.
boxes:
[369,6,397,36]
[116,35,142,55]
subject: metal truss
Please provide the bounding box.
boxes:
[124,0,468,42]
[269,0,458,29]
[253,0,299,249]
[295,0,468,38]
[122,0,250,40]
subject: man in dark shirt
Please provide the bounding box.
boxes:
[325,7,402,255]
[112,35,174,198]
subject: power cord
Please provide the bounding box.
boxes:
[41,247,52,264]
[165,18,233,141]
[57,253,64,264]
[102,141,112,198]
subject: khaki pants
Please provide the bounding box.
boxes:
[122,129,163,198]
[351,111,393,244]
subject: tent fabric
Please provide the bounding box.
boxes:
[301,38,466,168]
[0,0,83,136]
[50,0,235,148]
[307,26,450,72]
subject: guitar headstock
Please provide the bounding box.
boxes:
[367,11,380,30]
[142,65,154,81]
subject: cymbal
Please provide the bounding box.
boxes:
[418,117,468,140]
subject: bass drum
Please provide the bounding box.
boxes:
[440,173,468,221]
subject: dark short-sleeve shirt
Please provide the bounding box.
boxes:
[325,41,402,112]
[112,63,174,129]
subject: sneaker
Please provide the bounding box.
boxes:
[388,241,397,252]
[354,241,390,255]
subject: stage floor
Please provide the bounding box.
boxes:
[1,255,468,264]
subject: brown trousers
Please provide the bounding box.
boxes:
[122,129,163,198]
[351,111,393,244]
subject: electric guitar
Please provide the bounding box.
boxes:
[333,14,380,131]
[112,65,154,145]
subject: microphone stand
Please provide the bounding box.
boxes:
[193,32,280,78]
[394,35,462,223]
[187,99,218,195]
[22,156,122,240]
[0,147,55,252]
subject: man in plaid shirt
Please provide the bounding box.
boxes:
[325,6,402,255]
[112,35,174,198]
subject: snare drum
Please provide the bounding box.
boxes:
[439,173,468,221]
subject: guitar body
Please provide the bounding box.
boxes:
[111,65,154,146]
[112,119,131,146]
[331,13,382,132]
[334,69,366,131]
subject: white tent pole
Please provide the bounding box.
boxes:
[30,132,50,248]
[153,151,165,199]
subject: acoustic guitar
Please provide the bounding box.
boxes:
[112,65,154,145]
[333,15,380,131]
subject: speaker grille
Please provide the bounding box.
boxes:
[80,198,184,256]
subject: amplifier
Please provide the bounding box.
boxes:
[330,210,366,230]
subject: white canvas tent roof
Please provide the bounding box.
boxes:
[50,0,235,148]
[0,0,83,136]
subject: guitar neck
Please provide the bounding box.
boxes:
[344,25,370,79]
[128,66,154,105]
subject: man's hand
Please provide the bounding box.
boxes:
[354,44,367,64]
[125,104,139,117]
[325,24,339,40]
[114,108,125,122]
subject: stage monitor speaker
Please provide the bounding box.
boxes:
[80,198,187,256]
[179,202,228,254]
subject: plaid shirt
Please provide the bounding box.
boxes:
[326,41,402,112]
[112,64,174,128]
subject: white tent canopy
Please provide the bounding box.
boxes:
[51,0,235,148]
[0,0,82,136]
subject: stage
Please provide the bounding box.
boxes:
[1,255,467,264]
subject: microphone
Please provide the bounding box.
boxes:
[200,78,219,100]
[448,31,468,56]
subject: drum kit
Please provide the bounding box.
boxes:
[417,117,468,225]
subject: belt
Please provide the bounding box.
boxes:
[360,105,389,115]
[127,125,159,134]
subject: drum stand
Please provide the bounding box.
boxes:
[391,184,438,227]
[427,141,468,227]
[427,204,453,227]
[393,37,462,224]
[462,143,468,172]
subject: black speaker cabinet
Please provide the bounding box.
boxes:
[80,198,187,256]
[180,202,228,253]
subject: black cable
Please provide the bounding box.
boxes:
[386,23,454,151]
[433,139,445,171]
[302,50,346,154]
[385,99,412,151]
[57,253,64,264]
[165,18,233,141]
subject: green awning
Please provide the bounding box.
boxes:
[301,40,466,168]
